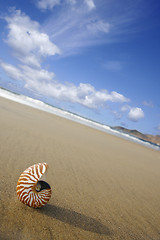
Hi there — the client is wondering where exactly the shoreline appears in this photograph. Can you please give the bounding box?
[0,88,159,151]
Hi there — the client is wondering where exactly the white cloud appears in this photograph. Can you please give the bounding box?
[37,0,77,10]
[37,0,61,10]
[121,104,131,112]
[110,91,129,103]
[112,110,122,120]
[84,0,96,10]
[0,61,22,80]
[44,2,112,56]
[4,9,60,67]
[27,82,129,109]
[0,60,130,109]
[87,20,111,34]
[157,124,160,131]
[37,0,95,11]
[143,101,154,108]
[121,105,145,122]
[0,61,54,86]
[128,107,144,122]
[21,65,55,82]
[42,0,146,56]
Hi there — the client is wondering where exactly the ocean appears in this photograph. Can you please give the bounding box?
[0,87,159,151]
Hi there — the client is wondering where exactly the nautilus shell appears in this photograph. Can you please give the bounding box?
[16,163,52,208]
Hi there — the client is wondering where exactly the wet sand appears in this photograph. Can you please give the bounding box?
[0,96,160,240]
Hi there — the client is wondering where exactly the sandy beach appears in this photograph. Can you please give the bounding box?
[0,96,160,240]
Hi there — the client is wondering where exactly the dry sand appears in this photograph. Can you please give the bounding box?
[0,96,160,240]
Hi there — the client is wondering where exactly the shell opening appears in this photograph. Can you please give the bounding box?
[35,180,51,192]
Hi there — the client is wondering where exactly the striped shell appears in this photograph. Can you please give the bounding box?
[16,163,52,208]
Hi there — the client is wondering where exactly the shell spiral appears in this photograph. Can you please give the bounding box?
[16,163,52,208]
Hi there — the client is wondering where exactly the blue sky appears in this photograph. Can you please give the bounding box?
[0,0,160,134]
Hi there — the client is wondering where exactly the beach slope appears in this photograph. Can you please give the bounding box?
[0,97,160,240]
